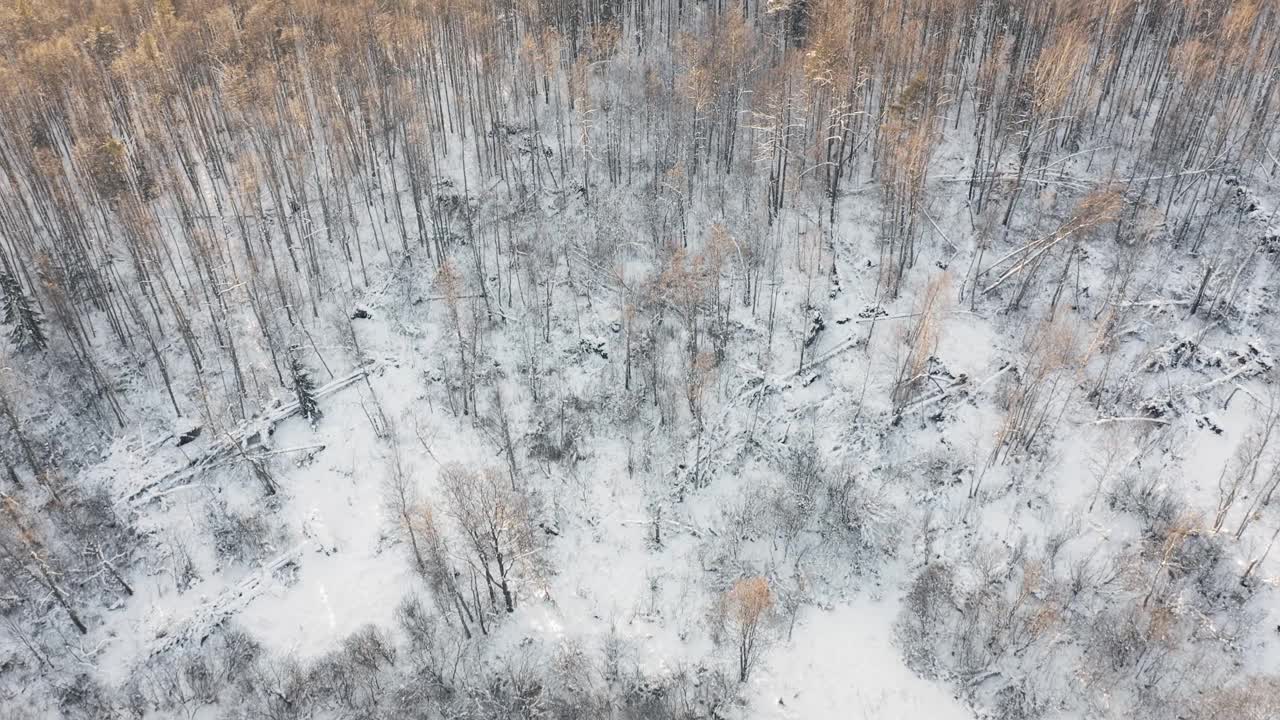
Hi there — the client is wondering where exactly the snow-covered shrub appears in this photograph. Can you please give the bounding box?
[308,625,398,715]
[824,472,900,563]
[1194,675,1280,720]
[396,593,448,686]
[126,628,260,719]
[1108,469,1182,537]
[768,444,825,553]
[638,662,736,720]
[601,623,633,683]
[527,395,589,464]
[204,498,275,565]
[55,672,118,720]
[341,624,397,676]
[228,655,313,720]
[1166,531,1236,607]
[709,485,768,571]
[991,680,1049,720]
[463,651,547,719]
[896,562,957,676]
[166,535,201,593]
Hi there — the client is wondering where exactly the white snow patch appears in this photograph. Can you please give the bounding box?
[749,599,972,720]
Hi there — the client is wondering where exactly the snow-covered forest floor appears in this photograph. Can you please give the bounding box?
[3,1,1280,719]
[10,159,1280,718]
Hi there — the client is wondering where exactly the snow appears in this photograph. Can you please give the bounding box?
[6,33,1280,720]
[51,179,1280,719]
[235,503,412,660]
[750,600,971,720]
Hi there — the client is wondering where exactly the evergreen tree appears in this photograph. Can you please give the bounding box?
[0,272,47,353]
[289,354,322,427]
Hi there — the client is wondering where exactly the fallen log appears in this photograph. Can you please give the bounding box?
[122,364,373,507]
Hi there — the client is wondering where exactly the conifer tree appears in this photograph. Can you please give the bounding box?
[289,353,322,427]
[0,271,46,353]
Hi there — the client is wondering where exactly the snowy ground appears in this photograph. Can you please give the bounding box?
[6,121,1280,720]
[750,601,971,720]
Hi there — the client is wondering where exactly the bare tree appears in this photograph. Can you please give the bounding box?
[892,272,950,411]
[440,464,539,614]
[720,576,773,682]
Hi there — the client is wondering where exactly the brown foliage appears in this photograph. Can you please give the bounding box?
[721,576,773,682]
[892,272,951,409]
[1032,25,1088,114]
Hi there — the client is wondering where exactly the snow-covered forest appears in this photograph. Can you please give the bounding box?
[2,0,1280,718]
